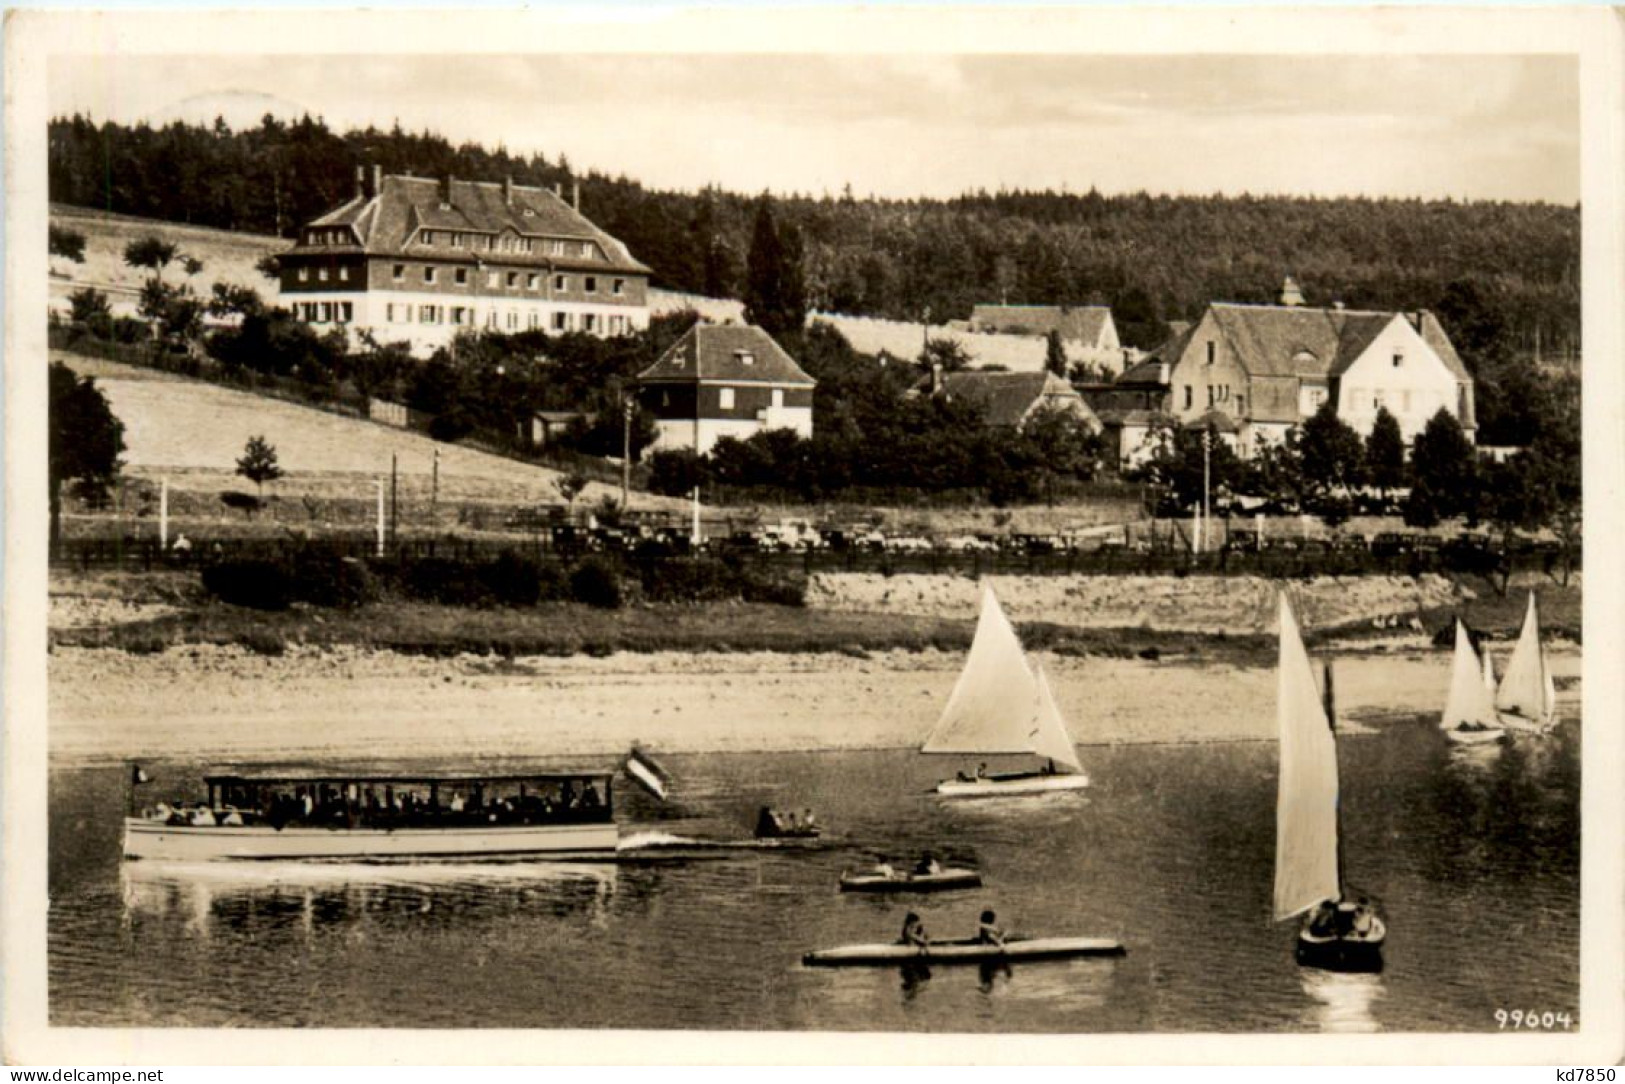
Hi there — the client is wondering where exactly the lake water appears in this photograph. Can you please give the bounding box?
[49,720,1579,1032]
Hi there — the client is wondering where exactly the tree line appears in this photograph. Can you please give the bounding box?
[49,113,1578,365]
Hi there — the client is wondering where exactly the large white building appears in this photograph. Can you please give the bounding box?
[278,167,651,355]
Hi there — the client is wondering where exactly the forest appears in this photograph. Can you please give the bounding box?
[49,113,1580,366]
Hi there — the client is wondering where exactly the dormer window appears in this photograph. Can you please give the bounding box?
[421,231,435,246]
[735,350,755,366]
[522,208,535,218]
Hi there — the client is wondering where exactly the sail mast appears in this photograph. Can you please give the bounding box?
[1324,661,1343,903]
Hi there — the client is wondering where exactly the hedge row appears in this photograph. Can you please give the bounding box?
[199,551,805,611]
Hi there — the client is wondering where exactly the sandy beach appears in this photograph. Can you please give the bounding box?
[47,640,1581,766]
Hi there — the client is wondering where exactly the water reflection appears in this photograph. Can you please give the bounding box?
[120,860,617,942]
[1299,968,1385,1033]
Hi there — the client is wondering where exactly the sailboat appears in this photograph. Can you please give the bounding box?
[1440,619,1506,746]
[922,584,1089,797]
[1275,592,1385,972]
[1494,592,1558,734]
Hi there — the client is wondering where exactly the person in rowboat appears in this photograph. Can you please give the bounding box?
[976,910,1006,949]
[914,853,942,876]
[899,912,930,951]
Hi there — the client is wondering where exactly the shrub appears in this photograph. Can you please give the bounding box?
[237,629,288,656]
[202,559,295,611]
[570,557,623,609]
[480,551,543,607]
[285,549,378,609]
[400,557,492,606]
[220,491,263,518]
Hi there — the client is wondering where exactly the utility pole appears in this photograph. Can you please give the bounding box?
[1201,429,1212,556]
[375,480,385,557]
[159,476,169,550]
[621,393,633,509]
[390,453,399,551]
[431,447,440,529]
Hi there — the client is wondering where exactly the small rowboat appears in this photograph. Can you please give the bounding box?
[838,867,982,893]
[802,936,1126,967]
[1444,726,1505,746]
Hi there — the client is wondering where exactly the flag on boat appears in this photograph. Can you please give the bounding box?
[131,764,151,786]
[623,745,671,801]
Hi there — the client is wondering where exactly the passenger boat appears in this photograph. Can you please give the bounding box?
[1441,619,1507,746]
[1275,593,1386,973]
[123,768,623,862]
[921,585,1088,797]
[1494,592,1559,734]
[803,936,1124,967]
[838,866,982,893]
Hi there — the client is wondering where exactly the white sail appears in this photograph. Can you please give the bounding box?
[1274,593,1342,923]
[1030,664,1084,774]
[1442,620,1500,731]
[922,585,1042,756]
[1481,644,1496,694]
[1496,592,1555,725]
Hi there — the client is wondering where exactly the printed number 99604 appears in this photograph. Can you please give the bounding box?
[1495,1009,1573,1030]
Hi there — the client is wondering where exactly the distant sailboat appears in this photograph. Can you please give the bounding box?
[1275,592,1385,972]
[922,585,1089,797]
[1495,593,1558,734]
[1441,620,1506,746]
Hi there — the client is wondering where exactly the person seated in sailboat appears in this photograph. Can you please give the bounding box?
[871,860,897,879]
[899,912,930,950]
[800,809,817,831]
[756,806,781,837]
[1307,900,1338,938]
[914,853,942,876]
[976,910,1006,948]
[1351,896,1376,938]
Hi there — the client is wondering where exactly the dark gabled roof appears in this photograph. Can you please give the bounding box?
[1182,409,1241,435]
[637,324,815,386]
[1096,408,1174,428]
[932,370,1096,428]
[969,304,1115,344]
[1117,358,1170,386]
[298,175,650,274]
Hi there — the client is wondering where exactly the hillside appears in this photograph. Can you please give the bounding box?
[48,203,285,317]
[54,353,679,516]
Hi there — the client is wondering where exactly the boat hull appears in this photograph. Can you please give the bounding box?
[123,818,619,862]
[803,936,1125,967]
[1496,712,1557,735]
[1296,921,1386,974]
[839,869,982,893]
[935,773,1089,797]
[1445,726,1505,746]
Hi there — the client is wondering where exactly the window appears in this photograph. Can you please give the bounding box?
[487,271,500,289]
[393,264,405,282]
[772,388,785,409]
[550,240,567,257]
[424,267,437,284]
[1183,386,1193,410]
[298,267,309,282]
[319,268,329,282]
[552,312,568,331]
[584,276,597,294]
[583,313,598,333]
[554,274,568,291]
[338,267,349,282]
[506,311,518,330]
[507,272,519,288]
[420,304,438,323]
[1206,342,1216,366]
[581,242,593,257]
[609,315,624,335]
[1236,395,1245,414]
[1207,386,1215,407]
[338,302,353,323]
[318,302,332,322]
[528,312,540,330]
[486,310,498,328]
[736,350,755,366]
[421,231,434,246]
[1392,351,1403,367]
[612,278,625,296]
[522,208,535,218]
[386,303,395,323]
[719,387,735,410]
[455,268,468,286]
[527,274,539,290]
[451,233,464,249]
[452,306,467,326]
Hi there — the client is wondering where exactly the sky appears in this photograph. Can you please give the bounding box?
[49,53,1579,204]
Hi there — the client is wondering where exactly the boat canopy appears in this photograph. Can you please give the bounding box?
[921,584,1083,774]
[1274,592,1341,923]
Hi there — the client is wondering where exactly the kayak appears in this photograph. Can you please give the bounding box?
[803,936,1126,967]
[838,868,982,893]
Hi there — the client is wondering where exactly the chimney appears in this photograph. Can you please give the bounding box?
[371,164,382,198]
[1279,276,1304,307]
[554,183,562,198]
[439,174,453,206]
[931,362,944,395]
[502,175,513,206]
[1158,361,1169,385]
[354,166,365,199]
[572,181,581,212]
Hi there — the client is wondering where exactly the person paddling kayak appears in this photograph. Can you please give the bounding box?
[899,911,930,951]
